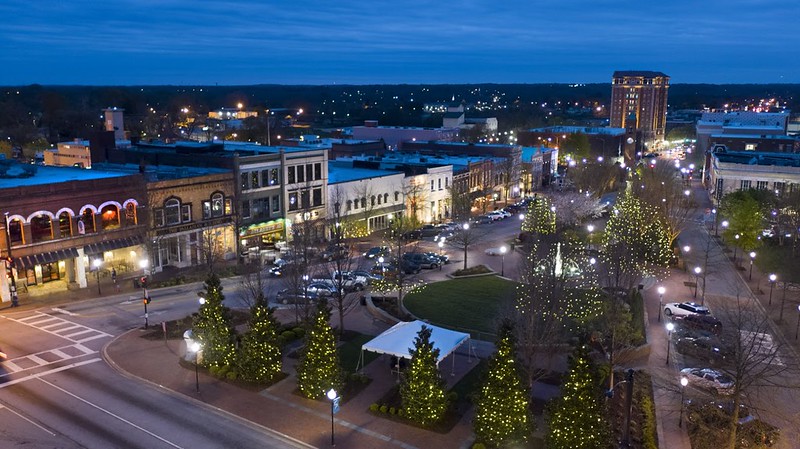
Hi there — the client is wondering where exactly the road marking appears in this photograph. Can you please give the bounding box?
[740,330,785,366]
[2,312,111,343]
[0,403,57,436]
[37,377,184,449]
[51,307,79,317]
[27,355,48,366]
[0,344,100,377]
[0,358,102,389]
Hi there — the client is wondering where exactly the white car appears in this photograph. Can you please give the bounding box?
[680,368,734,394]
[664,302,711,318]
[487,211,505,221]
[484,247,508,256]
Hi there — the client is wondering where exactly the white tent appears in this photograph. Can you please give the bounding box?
[358,321,471,373]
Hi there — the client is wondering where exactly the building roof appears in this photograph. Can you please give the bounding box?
[613,70,669,78]
[91,162,230,180]
[528,126,626,136]
[711,133,796,141]
[444,112,464,119]
[0,160,131,189]
[714,150,800,167]
[327,163,402,184]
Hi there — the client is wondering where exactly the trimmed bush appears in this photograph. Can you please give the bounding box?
[389,407,397,415]
[281,330,296,341]
[398,408,404,417]
[640,394,657,449]
[380,405,389,414]
[447,391,458,403]
[217,365,230,378]
[369,403,379,412]
[472,444,486,449]
[292,327,305,338]
[226,371,238,381]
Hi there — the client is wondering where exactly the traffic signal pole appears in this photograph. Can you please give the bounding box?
[143,287,149,329]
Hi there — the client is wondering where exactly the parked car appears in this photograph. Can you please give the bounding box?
[402,252,440,269]
[664,301,711,318]
[373,259,421,275]
[680,368,734,394]
[363,246,390,259]
[424,252,449,264]
[418,224,440,238]
[321,244,349,261]
[434,230,454,242]
[676,336,727,366]
[330,271,368,291]
[471,215,494,225]
[435,223,456,232]
[276,288,317,304]
[487,211,505,221]
[681,314,723,335]
[401,229,422,240]
[306,282,336,297]
[348,270,384,282]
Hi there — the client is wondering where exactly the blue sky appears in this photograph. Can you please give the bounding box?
[0,0,795,85]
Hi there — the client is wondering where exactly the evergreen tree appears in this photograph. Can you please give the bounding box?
[546,346,609,449]
[192,274,235,368]
[473,321,533,447]
[296,301,342,399]
[237,304,282,383]
[400,325,448,426]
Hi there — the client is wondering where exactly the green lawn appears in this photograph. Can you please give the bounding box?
[338,332,380,373]
[403,276,518,338]
[753,241,800,283]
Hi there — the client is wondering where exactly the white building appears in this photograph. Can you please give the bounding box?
[696,111,790,153]
[708,150,800,203]
[327,163,405,233]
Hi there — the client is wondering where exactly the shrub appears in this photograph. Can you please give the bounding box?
[292,327,305,338]
[640,394,657,449]
[226,371,238,381]
[389,407,396,415]
[217,365,230,378]
[281,330,296,341]
[380,405,389,414]
[208,365,219,376]
[472,443,486,449]
[447,391,458,403]
[369,403,379,412]
[398,408,404,417]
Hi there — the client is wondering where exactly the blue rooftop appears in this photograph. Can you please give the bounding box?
[0,160,131,189]
[328,163,402,184]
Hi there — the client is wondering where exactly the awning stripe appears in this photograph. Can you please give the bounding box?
[14,248,79,269]
[84,235,143,256]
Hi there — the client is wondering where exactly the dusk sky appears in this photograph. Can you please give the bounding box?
[0,1,795,86]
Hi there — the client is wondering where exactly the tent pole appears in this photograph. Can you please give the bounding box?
[357,349,363,373]
[451,351,455,376]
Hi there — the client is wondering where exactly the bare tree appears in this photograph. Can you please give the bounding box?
[352,183,378,236]
[371,214,423,311]
[549,191,604,228]
[402,177,428,226]
[446,184,473,223]
[446,224,489,270]
[198,227,225,274]
[632,159,695,246]
[567,162,622,197]
[325,186,362,334]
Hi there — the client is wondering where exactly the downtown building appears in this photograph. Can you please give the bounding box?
[610,71,670,149]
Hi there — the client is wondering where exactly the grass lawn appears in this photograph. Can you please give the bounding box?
[338,332,380,373]
[753,241,800,283]
[404,276,517,338]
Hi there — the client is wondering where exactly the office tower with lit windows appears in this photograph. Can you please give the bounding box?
[610,71,670,144]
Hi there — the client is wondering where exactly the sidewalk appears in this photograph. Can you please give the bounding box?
[103,304,480,449]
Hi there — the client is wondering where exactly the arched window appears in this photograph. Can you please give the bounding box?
[346,200,352,211]
[125,203,137,224]
[384,193,389,203]
[211,193,224,217]
[30,214,53,243]
[371,195,376,207]
[100,205,120,230]
[8,218,23,245]
[164,199,181,225]
[58,212,72,237]
[80,210,96,234]
[394,191,400,202]
[361,197,366,209]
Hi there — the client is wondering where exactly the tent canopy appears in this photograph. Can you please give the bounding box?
[361,320,470,365]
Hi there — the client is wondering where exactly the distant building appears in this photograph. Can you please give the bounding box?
[695,110,791,153]
[707,150,800,203]
[44,139,92,168]
[519,126,626,161]
[441,102,498,132]
[351,121,459,150]
[610,71,670,144]
[327,163,405,233]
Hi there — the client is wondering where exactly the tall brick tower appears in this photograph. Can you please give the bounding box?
[610,71,669,145]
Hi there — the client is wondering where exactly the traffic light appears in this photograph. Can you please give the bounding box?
[140,276,147,288]
[143,296,151,305]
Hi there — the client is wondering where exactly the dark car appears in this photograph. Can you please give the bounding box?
[424,252,449,264]
[276,288,317,304]
[363,246,390,259]
[401,230,422,240]
[321,244,349,261]
[682,314,723,335]
[418,224,439,238]
[676,336,727,366]
[402,252,439,269]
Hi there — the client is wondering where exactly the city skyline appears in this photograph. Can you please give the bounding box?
[0,0,797,86]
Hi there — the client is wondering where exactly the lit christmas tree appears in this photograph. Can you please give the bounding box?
[521,196,556,235]
[296,301,342,399]
[400,325,448,426]
[237,304,282,383]
[473,321,533,447]
[192,274,235,368]
[546,346,609,449]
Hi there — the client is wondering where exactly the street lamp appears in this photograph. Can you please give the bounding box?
[189,340,201,392]
[749,251,756,280]
[733,234,740,261]
[693,267,702,298]
[795,304,800,340]
[92,258,102,295]
[437,240,444,256]
[587,224,595,247]
[679,376,689,428]
[769,274,777,305]
[682,245,690,272]
[657,286,666,323]
[326,388,339,446]
[463,222,470,230]
[665,322,675,365]
[518,213,525,221]
[500,246,507,277]
[712,209,718,236]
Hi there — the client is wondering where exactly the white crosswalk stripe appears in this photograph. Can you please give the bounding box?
[0,344,100,377]
[1,312,111,343]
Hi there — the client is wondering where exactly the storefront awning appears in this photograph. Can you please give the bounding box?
[84,235,143,256]
[15,248,80,270]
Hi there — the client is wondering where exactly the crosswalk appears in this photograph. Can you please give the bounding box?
[3,311,112,344]
[0,343,97,376]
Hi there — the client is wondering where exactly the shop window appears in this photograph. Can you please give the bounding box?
[241,200,251,219]
[8,218,24,244]
[80,210,96,234]
[241,173,249,191]
[287,166,296,184]
[251,171,260,189]
[164,199,181,225]
[272,195,280,212]
[211,193,224,217]
[30,214,53,243]
[270,168,279,185]
[58,212,72,237]
[313,188,322,207]
[100,205,120,230]
[288,192,299,211]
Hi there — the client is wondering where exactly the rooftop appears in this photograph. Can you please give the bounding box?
[714,150,800,167]
[528,126,626,136]
[0,159,131,189]
[613,70,669,78]
[327,163,402,184]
